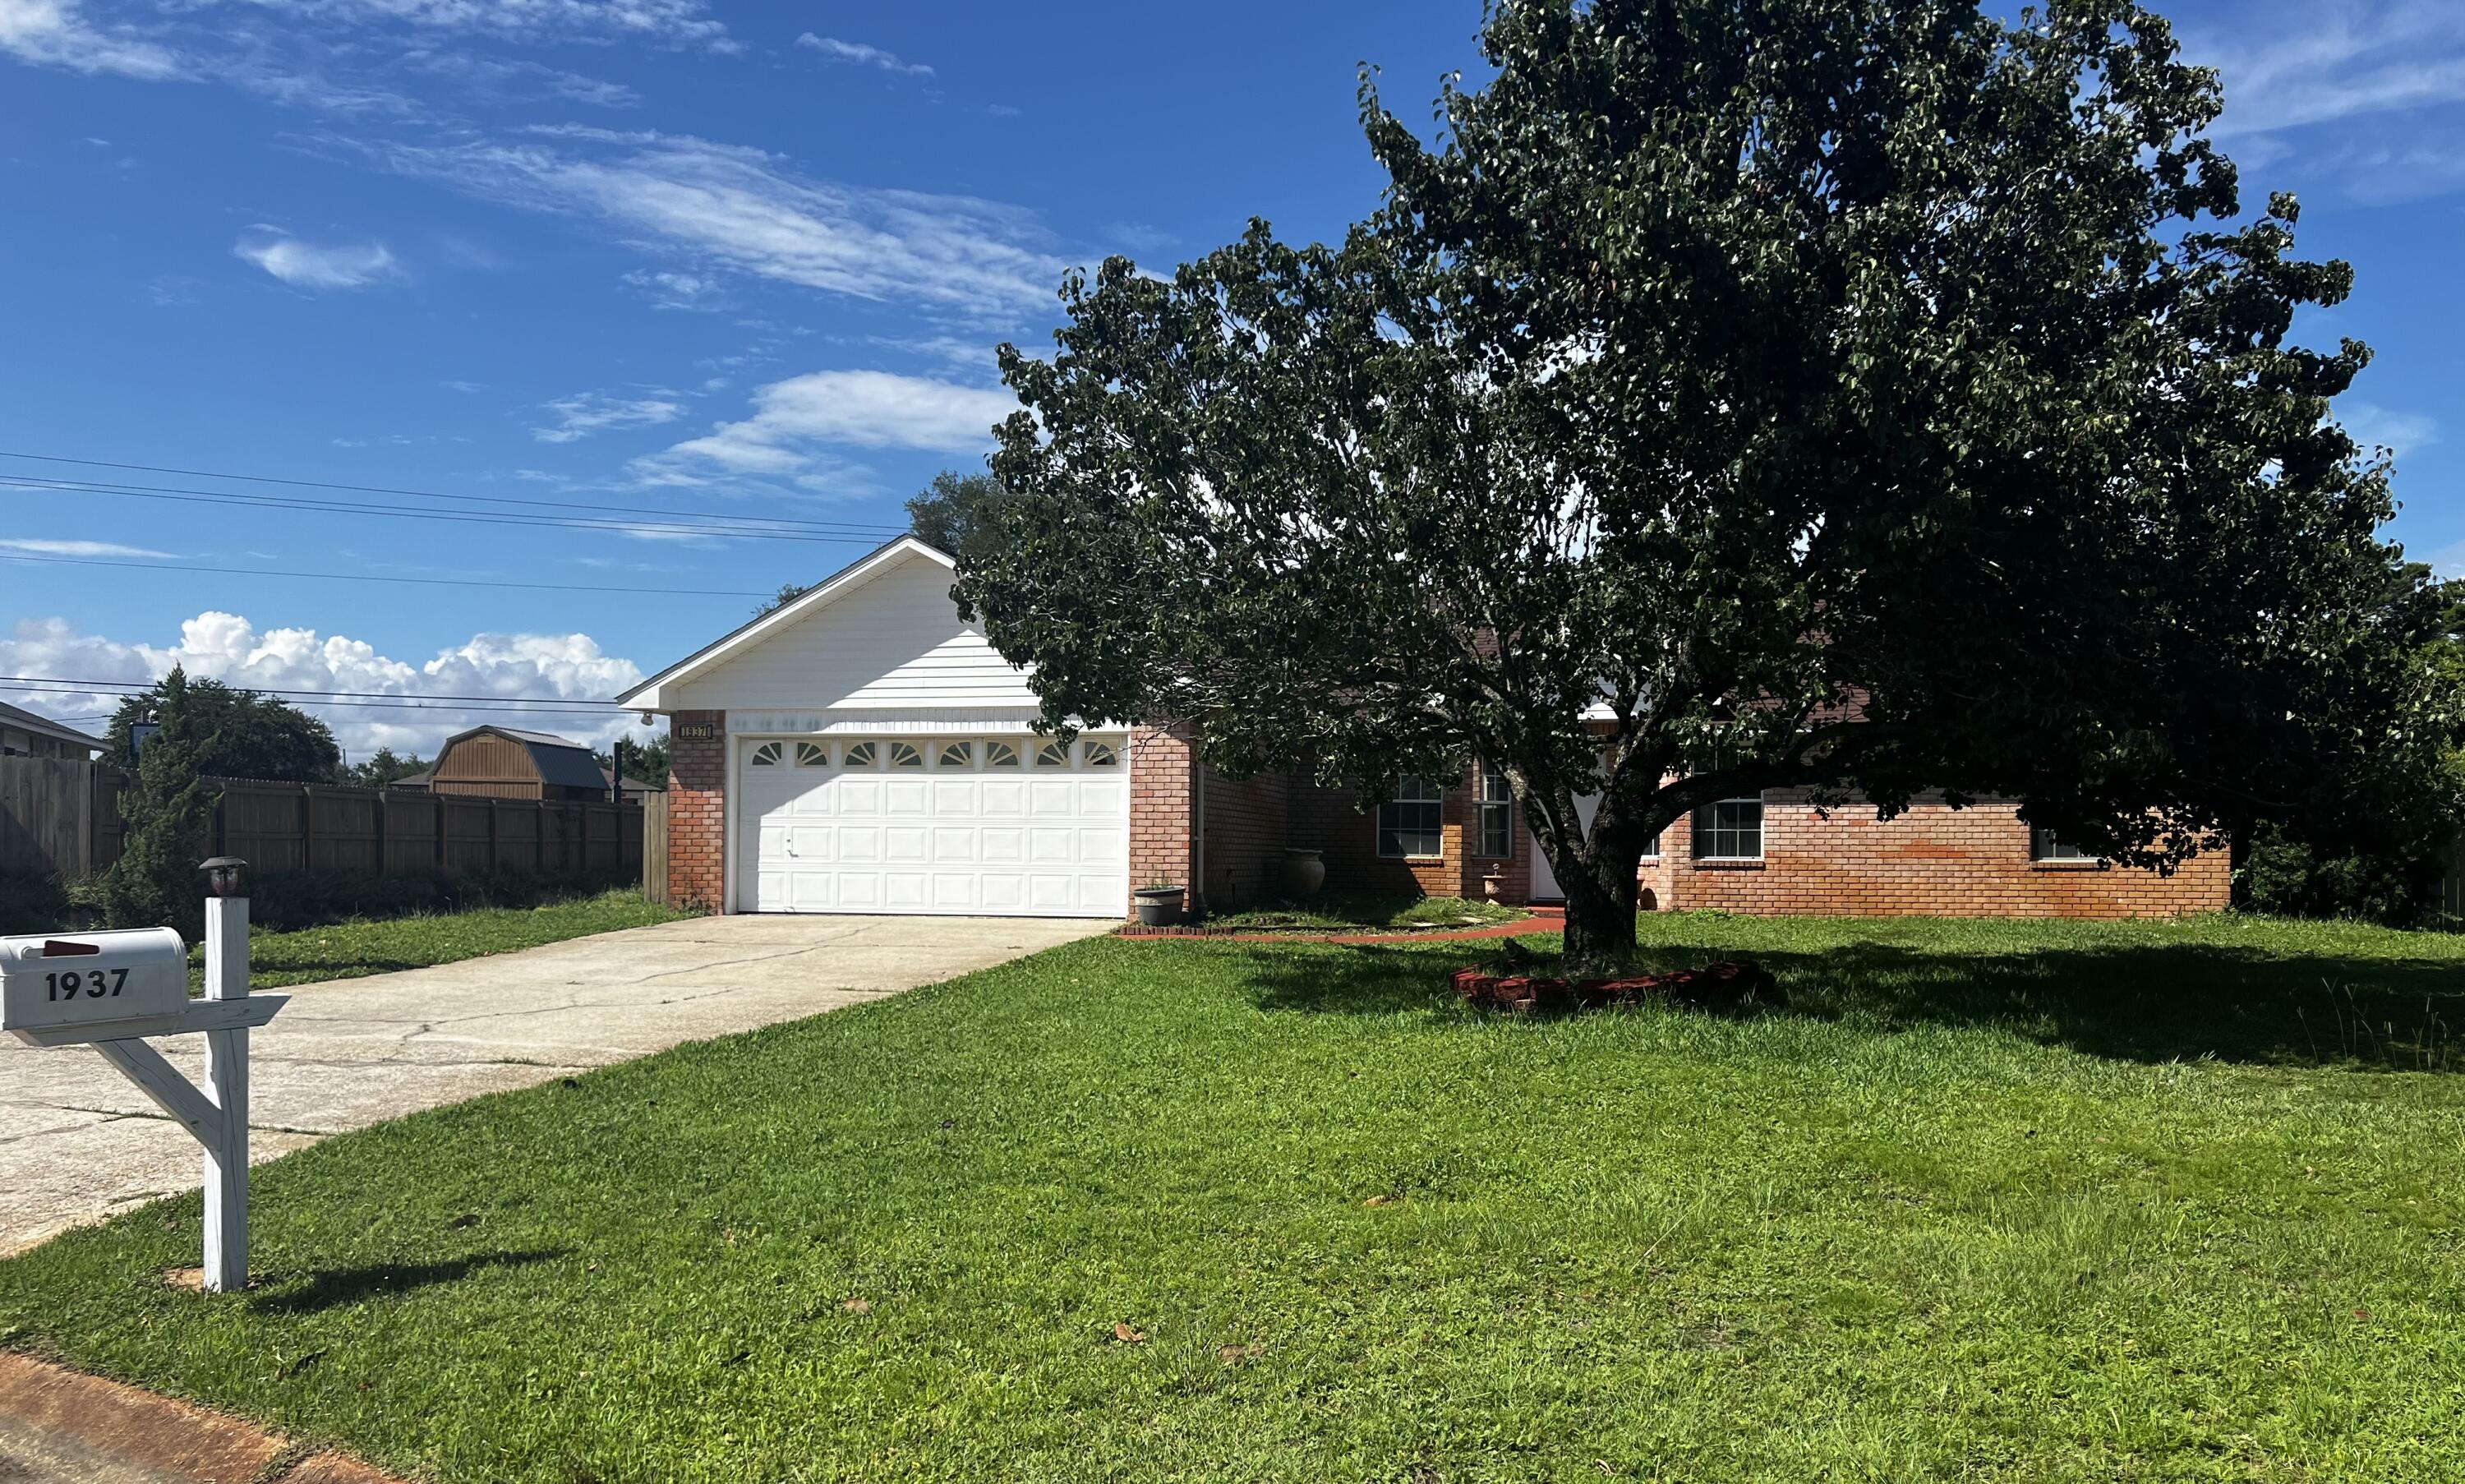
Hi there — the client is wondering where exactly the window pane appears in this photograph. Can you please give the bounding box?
[1083,741,1118,767]
[889,741,924,769]
[750,742,783,767]
[938,742,973,768]
[985,741,1020,767]
[1643,831,1662,860]
[794,742,829,767]
[843,741,878,768]
[1036,741,1071,767]
[1378,776,1445,858]
[2033,828,2093,861]
[1692,797,1763,860]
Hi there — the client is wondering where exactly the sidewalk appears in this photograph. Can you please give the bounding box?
[0,1351,403,1484]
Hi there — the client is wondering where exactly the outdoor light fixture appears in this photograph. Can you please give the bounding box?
[200,857,248,898]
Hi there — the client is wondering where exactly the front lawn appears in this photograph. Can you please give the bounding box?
[7,913,2465,1481]
[203,889,687,991]
[1202,890,1527,932]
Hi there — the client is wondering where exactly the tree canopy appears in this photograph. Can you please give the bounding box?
[753,469,1011,618]
[104,677,341,784]
[958,0,2449,956]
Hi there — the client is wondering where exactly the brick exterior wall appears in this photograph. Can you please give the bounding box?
[1285,764,1532,904]
[1638,788,2227,919]
[1127,724,1199,918]
[1200,769,1292,910]
[666,709,727,913]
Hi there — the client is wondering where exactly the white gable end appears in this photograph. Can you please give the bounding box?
[668,551,1036,712]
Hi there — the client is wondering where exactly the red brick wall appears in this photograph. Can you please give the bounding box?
[666,710,726,913]
[1654,790,2228,919]
[1128,725,1198,918]
[1289,765,1532,903]
[1201,769,1291,910]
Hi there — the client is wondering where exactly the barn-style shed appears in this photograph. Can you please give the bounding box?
[422,726,614,803]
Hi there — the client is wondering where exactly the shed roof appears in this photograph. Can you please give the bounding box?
[438,725,610,791]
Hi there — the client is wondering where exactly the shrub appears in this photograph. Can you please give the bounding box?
[100,668,215,941]
[0,874,73,937]
[240,866,641,933]
[2236,823,2439,927]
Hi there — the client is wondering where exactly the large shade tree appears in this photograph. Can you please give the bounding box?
[959,0,2443,958]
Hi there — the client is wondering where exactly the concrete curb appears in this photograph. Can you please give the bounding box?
[0,1351,407,1484]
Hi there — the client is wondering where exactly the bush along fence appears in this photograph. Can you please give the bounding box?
[0,756,643,886]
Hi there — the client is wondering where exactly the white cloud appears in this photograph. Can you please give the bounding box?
[0,0,182,79]
[234,233,404,290]
[621,267,724,310]
[795,33,930,76]
[2194,2,2465,138]
[371,128,1065,319]
[532,389,686,443]
[232,0,728,48]
[0,537,179,557]
[643,370,1016,486]
[0,611,652,756]
[2342,402,2441,458]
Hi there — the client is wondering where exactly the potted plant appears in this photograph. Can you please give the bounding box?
[1133,883,1186,926]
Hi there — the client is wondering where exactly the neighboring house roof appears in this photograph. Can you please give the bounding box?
[388,769,433,790]
[0,700,105,754]
[437,725,610,792]
[603,767,665,796]
[618,536,959,713]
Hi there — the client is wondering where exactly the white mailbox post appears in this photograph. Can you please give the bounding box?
[0,860,285,1292]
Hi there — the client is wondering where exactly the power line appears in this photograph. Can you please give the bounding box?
[0,687,634,720]
[1,474,891,544]
[0,675,632,707]
[0,449,907,537]
[0,552,772,599]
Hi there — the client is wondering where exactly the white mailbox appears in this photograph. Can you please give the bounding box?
[1,929,190,1043]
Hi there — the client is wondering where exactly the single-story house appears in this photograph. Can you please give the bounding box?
[620,537,2227,920]
[0,701,104,760]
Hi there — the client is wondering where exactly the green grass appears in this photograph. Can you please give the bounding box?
[8,912,2465,1481]
[1201,890,1527,932]
[199,889,687,992]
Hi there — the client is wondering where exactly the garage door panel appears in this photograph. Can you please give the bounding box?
[742,734,1127,918]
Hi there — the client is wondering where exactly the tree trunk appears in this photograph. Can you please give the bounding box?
[1556,844,1640,966]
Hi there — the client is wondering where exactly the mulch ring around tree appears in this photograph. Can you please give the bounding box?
[1452,958,1781,1015]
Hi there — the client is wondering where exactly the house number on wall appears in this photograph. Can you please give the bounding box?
[675,722,718,741]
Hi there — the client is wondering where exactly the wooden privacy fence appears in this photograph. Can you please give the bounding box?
[3,757,643,882]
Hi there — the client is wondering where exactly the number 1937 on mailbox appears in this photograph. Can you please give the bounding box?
[0,929,189,1037]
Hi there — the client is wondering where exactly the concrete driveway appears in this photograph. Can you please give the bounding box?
[0,914,1108,1256]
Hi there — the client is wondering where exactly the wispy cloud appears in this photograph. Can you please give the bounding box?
[368,127,1066,319]
[533,389,686,444]
[0,537,180,558]
[796,33,931,76]
[639,369,1016,488]
[2342,401,2441,458]
[234,233,405,290]
[622,267,725,311]
[229,0,730,48]
[0,0,182,79]
[2197,3,2465,140]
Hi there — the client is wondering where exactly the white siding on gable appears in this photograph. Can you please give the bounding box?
[670,553,1036,712]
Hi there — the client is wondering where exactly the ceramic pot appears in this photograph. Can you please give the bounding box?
[1280,848,1326,898]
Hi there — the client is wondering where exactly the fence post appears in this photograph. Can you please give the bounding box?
[486,800,499,872]
[298,784,315,873]
[374,789,388,876]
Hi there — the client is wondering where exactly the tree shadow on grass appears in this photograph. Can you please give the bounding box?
[249,1247,569,1316]
[1232,938,2465,1072]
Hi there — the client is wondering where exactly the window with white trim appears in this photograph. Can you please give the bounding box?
[1378,775,1444,859]
[1692,796,1764,860]
[749,742,785,767]
[1082,741,1118,768]
[843,741,878,768]
[794,742,829,767]
[985,741,1021,767]
[1476,764,1513,859]
[1643,829,1663,860]
[938,742,974,768]
[2032,828,2094,862]
[888,741,924,769]
[1035,740,1071,767]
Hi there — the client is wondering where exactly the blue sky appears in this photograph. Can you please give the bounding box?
[2,0,2460,759]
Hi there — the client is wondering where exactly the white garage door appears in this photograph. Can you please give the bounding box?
[736,735,1129,918]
